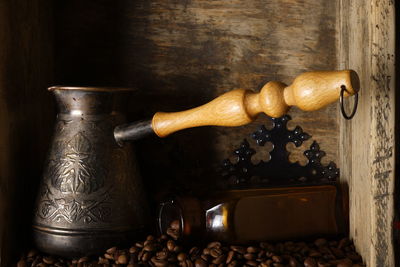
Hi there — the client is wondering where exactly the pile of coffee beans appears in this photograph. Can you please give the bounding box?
[18,221,364,267]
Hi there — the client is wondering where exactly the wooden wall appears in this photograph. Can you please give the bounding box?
[54,0,340,196]
[338,0,396,266]
[0,0,54,265]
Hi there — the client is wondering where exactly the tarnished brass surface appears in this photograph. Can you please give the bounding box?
[33,88,147,257]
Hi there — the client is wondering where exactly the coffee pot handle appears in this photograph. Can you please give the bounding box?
[114,70,359,143]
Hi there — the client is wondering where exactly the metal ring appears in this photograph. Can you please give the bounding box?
[340,85,358,120]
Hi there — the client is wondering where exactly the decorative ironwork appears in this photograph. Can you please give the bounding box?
[220,115,339,187]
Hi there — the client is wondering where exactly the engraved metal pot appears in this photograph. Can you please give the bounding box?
[32,71,359,257]
[33,87,147,257]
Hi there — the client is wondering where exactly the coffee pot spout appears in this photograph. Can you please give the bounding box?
[114,70,360,143]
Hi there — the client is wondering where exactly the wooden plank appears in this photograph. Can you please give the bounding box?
[55,0,340,194]
[338,0,396,265]
[0,1,54,265]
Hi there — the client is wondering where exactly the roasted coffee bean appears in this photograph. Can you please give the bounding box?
[166,228,180,240]
[243,253,256,260]
[104,253,114,260]
[17,259,27,267]
[129,246,139,254]
[230,245,246,254]
[151,256,168,267]
[156,251,169,260]
[212,254,226,264]
[19,234,364,267]
[338,238,350,249]
[334,258,353,267]
[210,248,222,258]
[43,256,56,264]
[272,255,283,263]
[247,246,260,253]
[309,249,322,257]
[117,254,128,264]
[173,245,183,253]
[207,241,221,248]
[107,247,117,254]
[177,252,187,261]
[314,238,327,247]
[226,251,235,264]
[288,256,300,267]
[317,261,332,267]
[166,240,175,251]
[98,257,109,264]
[144,244,155,252]
[194,258,207,267]
[227,260,238,267]
[304,257,318,267]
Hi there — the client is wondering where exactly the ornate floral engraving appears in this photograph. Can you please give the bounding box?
[49,133,105,194]
[38,185,112,223]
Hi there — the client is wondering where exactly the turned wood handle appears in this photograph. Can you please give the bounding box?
[114,70,359,142]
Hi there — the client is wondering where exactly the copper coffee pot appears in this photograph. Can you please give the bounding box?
[33,70,359,257]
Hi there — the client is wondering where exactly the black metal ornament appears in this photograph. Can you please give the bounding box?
[220,115,339,188]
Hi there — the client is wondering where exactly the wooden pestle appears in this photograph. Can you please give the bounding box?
[114,70,359,142]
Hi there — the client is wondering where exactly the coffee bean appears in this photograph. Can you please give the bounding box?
[170,220,180,230]
[317,261,332,267]
[107,247,117,254]
[210,248,223,258]
[19,234,364,267]
[117,254,128,264]
[272,255,283,263]
[228,260,238,267]
[167,240,175,251]
[189,247,200,256]
[166,228,179,240]
[142,251,151,261]
[330,247,345,258]
[247,246,261,253]
[304,257,318,267]
[156,251,169,260]
[27,249,38,258]
[151,256,168,267]
[309,249,322,257]
[17,259,27,267]
[98,257,109,264]
[207,242,222,249]
[177,252,187,261]
[246,260,258,266]
[338,238,350,249]
[144,244,155,252]
[194,258,207,267]
[230,245,246,254]
[314,238,327,247]
[243,253,256,260]
[288,256,299,267]
[43,256,55,264]
[226,251,235,264]
[212,254,226,264]
[104,253,114,260]
[335,258,353,267]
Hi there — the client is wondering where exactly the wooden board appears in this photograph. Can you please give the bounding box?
[338,0,396,266]
[54,0,340,195]
[0,0,54,265]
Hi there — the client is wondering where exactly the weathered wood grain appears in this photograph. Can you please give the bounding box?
[338,0,395,266]
[55,0,339,195]
[0,1,54,265]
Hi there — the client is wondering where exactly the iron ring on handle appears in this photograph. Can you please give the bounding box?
[340,85,358,120]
